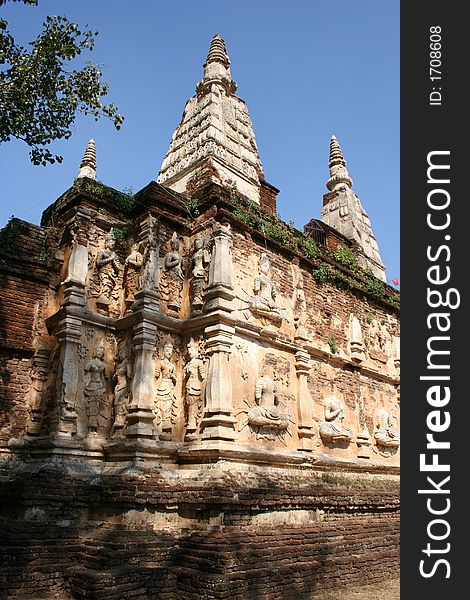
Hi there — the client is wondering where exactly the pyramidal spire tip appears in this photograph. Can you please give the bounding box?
[77,138,96,180]
[326,134,352,191]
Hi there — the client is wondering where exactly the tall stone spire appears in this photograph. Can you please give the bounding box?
[76,139,96,180]
[320,135,386,281]
[157,34,275,207]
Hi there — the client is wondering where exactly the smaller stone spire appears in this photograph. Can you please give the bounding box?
[77,139,96,180]
[320,134,386,281]
[326,135,352,191]
[198,34,237,95]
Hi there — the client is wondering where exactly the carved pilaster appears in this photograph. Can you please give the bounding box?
[295,350,314,451]
[124,290,159,441]
[137,213,160,300]
[204,223,234,313]
[53,315,82,437]
[199,323,237,441]
[393,336,400,373]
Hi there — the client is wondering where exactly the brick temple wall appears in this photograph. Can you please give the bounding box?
[0,462,399,600]
[0,182,399,599]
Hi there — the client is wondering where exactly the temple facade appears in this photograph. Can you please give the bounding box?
[0,35,399,599]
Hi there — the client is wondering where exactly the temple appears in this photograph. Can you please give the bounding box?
[0,35,400,599]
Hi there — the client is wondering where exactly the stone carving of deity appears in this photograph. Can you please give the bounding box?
[112,344,132,436]
[123,243,143,312]
[374,407,400,453]
[319,396,353,445]
[26,350,50,436]
[183,339,207,440]
[154,341,177,438]
[84,346,107,435]
[292,258,310,340]
[95,230,121,312]
[251,253,283,322]
[190,234,211,312]
[248,367,289,431]
[162,232,184,312]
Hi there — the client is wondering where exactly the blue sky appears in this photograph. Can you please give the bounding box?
[0,0,399,282]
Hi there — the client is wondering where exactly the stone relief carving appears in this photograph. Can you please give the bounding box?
[63,224,88,287]
[252,254,283,322]
[292,258,310,341]
[238,363,293,444]
[112,342,132,437]
[240,253,284,326]
[189,233,211,313]
[350,315,365,363]
[94,229,121,316]
[161,232,184,312]
[137,213,160,294]
[25,349,50,436]
[123,243,143,313]
[183,338,207,440]
[154,340,178,439]
[318,396,353,446]
[84,345,107,436]
[373,406,400,457]
[365,318,391,364]
[355,397,371,458]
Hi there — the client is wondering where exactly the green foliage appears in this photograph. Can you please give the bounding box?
[299,237,318,260]
[0,216,20,255]
[312,263,334,284]
[332,245,358,270]
[114,190,135,214]
[185,197,200,219]
[366,276,385,299]
[112,226,129,249]
[328,337,337,354]
[0,1,38,6]
[0,9,123,165]
[76,179,135,215]
[229,197,399,309]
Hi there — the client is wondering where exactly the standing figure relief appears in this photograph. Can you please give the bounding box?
[161,232,184,312]
[154,341,178,438]
[84,346,107,436]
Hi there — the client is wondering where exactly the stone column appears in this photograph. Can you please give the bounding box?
[199,222,237,441]
[204,222,234,313]
[124,290,159,441]
[199,323,237,441]
[53,314,82,437]
[295,350,315,451]
[393,336,400,374]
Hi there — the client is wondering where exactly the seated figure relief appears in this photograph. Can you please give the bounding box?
[240,253,284,326]
[248,369,290,431]
[252,253,283,321]
[373,407,400,455]
[319,396,353,445]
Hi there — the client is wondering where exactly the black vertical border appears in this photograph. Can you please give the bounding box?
[401,1,466,597]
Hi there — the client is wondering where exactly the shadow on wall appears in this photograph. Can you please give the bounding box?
[0,460,400,600]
